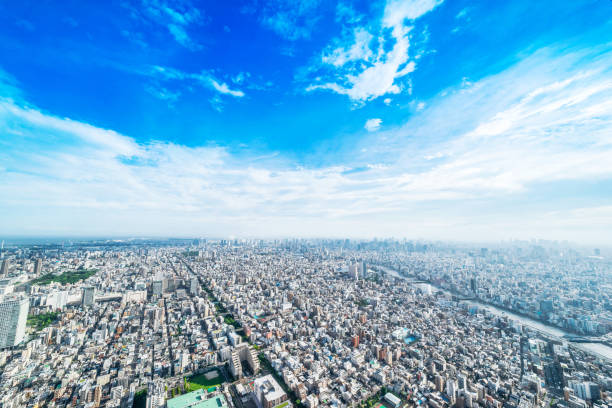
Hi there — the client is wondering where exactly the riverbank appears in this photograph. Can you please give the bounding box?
[374,265,612,362]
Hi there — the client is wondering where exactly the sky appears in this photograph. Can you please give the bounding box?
[0,0,611,244]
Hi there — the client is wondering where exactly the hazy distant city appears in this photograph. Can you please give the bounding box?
[0,238,610,408]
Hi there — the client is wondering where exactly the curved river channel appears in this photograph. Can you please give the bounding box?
[378,266,612,362]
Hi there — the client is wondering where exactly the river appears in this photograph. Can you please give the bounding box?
[377,265,612,362]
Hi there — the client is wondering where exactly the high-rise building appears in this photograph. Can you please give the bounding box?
[1,259,9,277]
[349,263,359,280]
[0,294,29,349]
[190,277,199,296]
[152,280,163,297]
[352,335,359,348]
[34,258,42,275]
[470,278,477,293]
[82,286,95,307]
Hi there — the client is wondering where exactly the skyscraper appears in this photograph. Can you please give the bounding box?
[0,294,29,349]
[82,286,95,307]
[34,258,42,275]
[1,259,9,277]
[190,277,199,296]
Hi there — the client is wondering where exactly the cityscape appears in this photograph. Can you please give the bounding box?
[1,0,612,408]
[0,239,610,408]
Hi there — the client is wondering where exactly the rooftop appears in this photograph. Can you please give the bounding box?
[166,390,228,408]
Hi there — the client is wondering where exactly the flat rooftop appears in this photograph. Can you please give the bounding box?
[167,390,228,408]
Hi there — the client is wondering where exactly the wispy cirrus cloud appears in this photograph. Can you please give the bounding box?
[1,45,611,242]
[127,0,204,50]
[306,0,443,103]
[247,0,322,41]
[143,65,244,109]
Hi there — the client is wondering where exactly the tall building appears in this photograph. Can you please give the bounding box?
[0,294,29,349]
[470,278,477,293]
[1,259,9,277]
[230,350,242,379]
[34,258,43,275]
[190,277,199,296]
[230,343,260,379]
[152,280,163,297]
[82,286,95,307]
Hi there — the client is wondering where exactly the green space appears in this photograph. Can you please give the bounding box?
[275,402,290,408]
[27,311,61,331]
[133,389,147,408]
[356,298,369,307]
[184,369,223,393]
[182,250,200,257]
[359,388,385,408]
[29,269,97,286]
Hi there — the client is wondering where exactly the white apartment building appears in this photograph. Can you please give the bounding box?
[0,294,29,349]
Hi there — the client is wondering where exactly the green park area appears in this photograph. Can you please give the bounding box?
[29,269,97,286]
[133,389,147,408]
[184,369,223,393]
[27,311,61,331]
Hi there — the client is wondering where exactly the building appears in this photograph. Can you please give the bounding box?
[230,349,243,379]
[570,381,600,401]
[152,280,163,297]
[384,393,401,408]
[190,278,199,296]
[0,259,8,277]
[34,258,42,275]
[470,278,477,293]
[167,390,228,408]
[230,343,260,379]
[82,286,96,307]
[254,374,288,408]
[0,278,13,296]
[0,294,29,349]
[146,379,166,408]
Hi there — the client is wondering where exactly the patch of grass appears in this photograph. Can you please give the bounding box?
[29,269,97,286]
[27,311,60,331]
[184,369,223,392]
[275,402,290,408]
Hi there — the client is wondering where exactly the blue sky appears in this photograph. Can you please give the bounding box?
[1,0,611,243]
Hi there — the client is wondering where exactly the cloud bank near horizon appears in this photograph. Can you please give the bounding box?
[1,44,612,243]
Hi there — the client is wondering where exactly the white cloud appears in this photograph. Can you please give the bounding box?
[364,118,382,132]
[306,0,442,102]
[209,78,245,97]
[150,65,245,100]
[322,27,374,67]
[129,0,203,50]
[259,0,321,41]
[382,0,444,27]
[1,46,612,243]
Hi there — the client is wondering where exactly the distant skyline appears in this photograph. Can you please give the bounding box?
[1,1,611,243]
